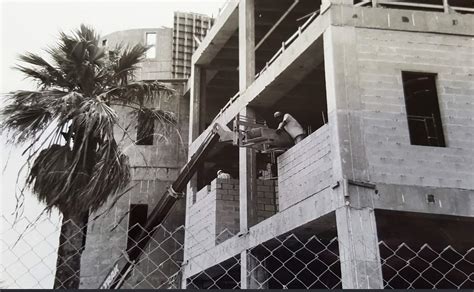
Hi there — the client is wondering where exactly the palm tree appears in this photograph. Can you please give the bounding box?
[0,25,177,288]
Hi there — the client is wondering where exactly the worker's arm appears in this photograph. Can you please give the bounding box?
[276,121,287,133]
[277,114,290,132]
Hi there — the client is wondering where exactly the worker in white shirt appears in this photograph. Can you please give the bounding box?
[274,111,306,144]
[217,170,231,179]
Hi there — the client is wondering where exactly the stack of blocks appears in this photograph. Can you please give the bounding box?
[277,124,333,211]
[186,178,278,256]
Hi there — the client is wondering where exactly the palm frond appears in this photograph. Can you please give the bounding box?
[113,44,148,84]
[2,25,177,216]
[110,80,174,107]
[78,141,130,213]
[0,90,67,144]
[16,53,70,89]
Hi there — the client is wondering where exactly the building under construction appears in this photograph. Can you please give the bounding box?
[181,0,474,289]
[78,0,474,289]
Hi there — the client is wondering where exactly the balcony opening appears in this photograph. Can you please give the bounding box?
[402,71,446,147]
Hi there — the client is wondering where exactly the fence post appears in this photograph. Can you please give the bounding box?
[336,206,383,289]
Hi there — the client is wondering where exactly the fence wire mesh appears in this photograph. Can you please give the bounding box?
[380,241,474,289]
[2,213,474,289]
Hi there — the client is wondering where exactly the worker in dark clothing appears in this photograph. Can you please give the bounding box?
[274,111,306,144]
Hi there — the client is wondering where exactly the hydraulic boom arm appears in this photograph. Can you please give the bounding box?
[99,123,232,289]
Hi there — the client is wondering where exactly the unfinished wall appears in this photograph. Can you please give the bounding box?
[101,28,174,80]
[185,178,278,259]
[277,124,333,211]
[353,28,474,189]
[186,185,217,259]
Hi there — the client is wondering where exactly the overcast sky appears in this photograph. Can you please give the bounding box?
[0,0,225,288]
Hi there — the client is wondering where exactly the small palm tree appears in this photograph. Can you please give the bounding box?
[1,25,176,288]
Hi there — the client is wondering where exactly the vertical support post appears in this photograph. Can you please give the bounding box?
[238,0,257,234]
[241,250,270,289]
[239,0,263,289]
[324,23,382,288]
[443,0,449,13]
[189,65,201,144]
[372,0,378,8]
[336,205,383,289]
[199,69,207,132]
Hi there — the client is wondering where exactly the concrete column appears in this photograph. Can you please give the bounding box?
[249,251,270,289]
[324,23,383,289]
[189,65,201,144]
[239,0,263,289]
[199,69,207,132]
[239,0,255,91]
[442,0,449,13]
[238,0,258,232]
[336,205,383,289]
[241,250,270,289]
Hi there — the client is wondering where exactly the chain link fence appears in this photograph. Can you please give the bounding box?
[1,214,473,289]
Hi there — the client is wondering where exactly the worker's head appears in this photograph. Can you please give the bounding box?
[217,170,223,175]
[274,111,283,119]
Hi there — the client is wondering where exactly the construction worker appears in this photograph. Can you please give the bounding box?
[217,170,231,179]
[274,111,306,144]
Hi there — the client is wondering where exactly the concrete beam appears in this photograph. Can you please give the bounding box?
[330,5,474,36]
[192,0,239,66]
[349,182,474,217]
[184,186,342,277]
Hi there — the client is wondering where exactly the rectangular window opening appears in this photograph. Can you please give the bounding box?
[402,71,446,147]
[126,204,148,251]
[146,32,157,59]
[136,111,154,145]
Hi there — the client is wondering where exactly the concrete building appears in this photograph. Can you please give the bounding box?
[183,0,474,289]
[173,12,215,79]
[79,12,213,289]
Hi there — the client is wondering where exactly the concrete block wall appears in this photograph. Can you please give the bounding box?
[353,28,474,189]
[214,179,240,244]
[277,124,333,211]
[186,186,216,259]
[186,178,278,257]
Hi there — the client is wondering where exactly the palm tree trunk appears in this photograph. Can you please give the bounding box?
[53,211,88,289]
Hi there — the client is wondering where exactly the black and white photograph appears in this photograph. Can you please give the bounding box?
[1,0,473,290]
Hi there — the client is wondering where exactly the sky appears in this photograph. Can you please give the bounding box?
[0,0,226,288]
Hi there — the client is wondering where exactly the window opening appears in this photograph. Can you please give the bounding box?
[146,32,157,58]
[126,204,148,251]
[402,71,445,147]
[137,111,154,145]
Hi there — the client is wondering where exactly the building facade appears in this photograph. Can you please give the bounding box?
[183,0,474,289]
[173,12,214,79]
